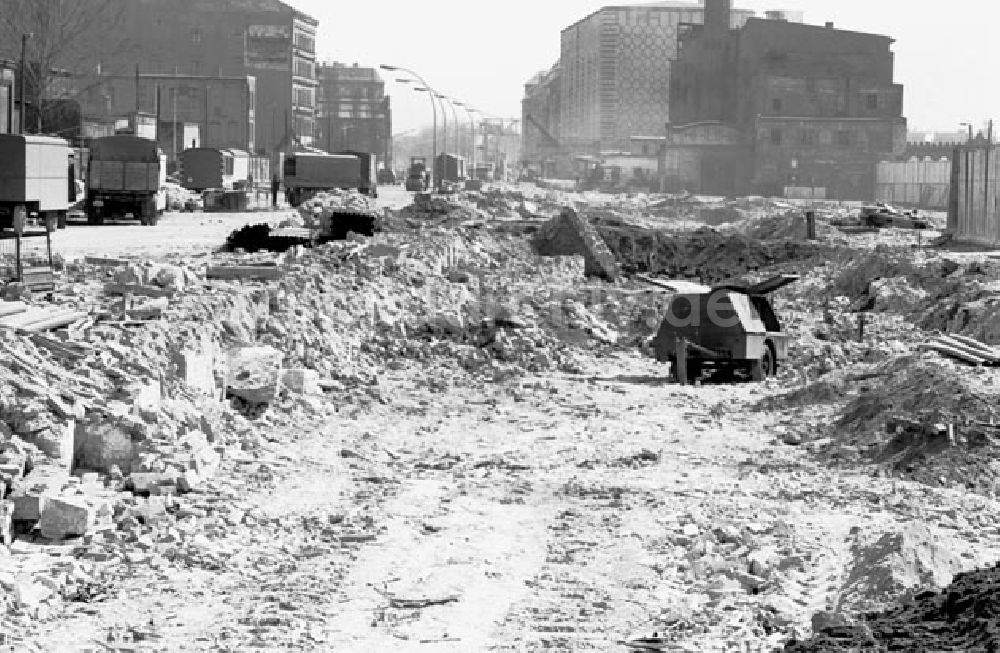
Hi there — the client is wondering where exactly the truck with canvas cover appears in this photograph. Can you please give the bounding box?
[651,275,799,384]
[86,135,166,225]
[282,153,361,207]
[0,134,71,232]
[335,150,378,198]
[434,154,466,184]
[406,157,429,192]
[181,148,269,193]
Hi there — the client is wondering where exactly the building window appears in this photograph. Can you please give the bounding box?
[837,130,853,147]
[358,105,371,119]
[191,28,202,44]
[866,94,878,110]
[642,143,650,155]
[772,98,782,114]
[799,129,817,146]
[770,128,782,146]
[339,103,352,118]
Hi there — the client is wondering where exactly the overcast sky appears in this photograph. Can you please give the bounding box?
[289,0,996,136]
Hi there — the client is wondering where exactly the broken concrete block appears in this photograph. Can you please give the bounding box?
[113,265,144,286]
[126,380,161,422]
[10,465,69,521]
[14,576,53,611]
[129,472,173,495]
[176,469,201,493]
[38,496,93,540]
[21,420,75,472]
[154,264,186,292]
[73,418,136,475]
[225,346,282,404]
[281,368,320,394]
[0,500,12,545]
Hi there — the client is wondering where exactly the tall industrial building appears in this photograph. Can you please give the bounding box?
[110,0,318,157]
[558,1,753,153]
[668,0,906,198]
[316,63,392,166]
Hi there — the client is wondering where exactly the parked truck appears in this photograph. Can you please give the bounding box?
[405,157,429,192]
[434,154,466,184]
[334,150,378,198]
[282,152,364,207]
[181,147,270,193]
[86,135,166,225]
[0,134,71,231]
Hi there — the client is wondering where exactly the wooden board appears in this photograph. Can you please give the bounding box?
[103,283,175,298]
[207,266,283,281]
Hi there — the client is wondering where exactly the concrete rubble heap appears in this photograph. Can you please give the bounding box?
[6,183,1000,651]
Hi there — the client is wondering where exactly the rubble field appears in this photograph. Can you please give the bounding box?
[2,184,1000,652]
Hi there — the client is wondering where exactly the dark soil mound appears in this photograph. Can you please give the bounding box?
[783,562,1000,652]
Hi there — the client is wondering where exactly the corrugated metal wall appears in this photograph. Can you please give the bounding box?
[950,144,1000,246]
[876,159,951,209]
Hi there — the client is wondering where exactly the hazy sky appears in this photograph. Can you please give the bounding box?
[289,0,997,136]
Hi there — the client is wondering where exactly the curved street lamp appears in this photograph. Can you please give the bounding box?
[455,102,479,172]
[381,64,437,189]
[436,94,461,156]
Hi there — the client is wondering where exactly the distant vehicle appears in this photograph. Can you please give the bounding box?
[860,202,931,229]
[334,150,378,198]
[405,157,429,192]
[86,135,166,226]
[434,153,466,184]
[377,168,396,185]
[180,148,270,193]
[282,152,363,207]
[651,275,799,384]
[0,134,71,231]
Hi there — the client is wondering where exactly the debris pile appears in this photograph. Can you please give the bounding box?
[786,561,1000,652]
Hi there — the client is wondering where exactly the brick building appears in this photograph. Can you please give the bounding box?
[111,0,317,157]
[668,0,906,198]
[65,73,255,163]
[316,63,392,166]
[558,2,753,154]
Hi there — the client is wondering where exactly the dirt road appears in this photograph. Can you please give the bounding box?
[23,353,998,652]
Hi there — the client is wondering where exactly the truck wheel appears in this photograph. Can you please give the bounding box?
[750,345,776,382]
[57,212,67,229]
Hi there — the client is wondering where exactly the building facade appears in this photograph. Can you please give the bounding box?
[558,2,753,154]
[669,0,906,198]
[521,62,563,177]
[112,0,317,157]
[65,73,255,162]
[316,63,392,166]
[0,60,13,134]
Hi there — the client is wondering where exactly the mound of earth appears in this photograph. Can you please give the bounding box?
[785,561,1000,652]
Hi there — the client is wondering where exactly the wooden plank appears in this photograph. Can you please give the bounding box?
[21,311,89,333]
[206,266,283,281]
[922,342,987,365]
[948,334,1000,358]
[937,336,1000,363]
[0,302,28,318]
[103,283,175,299]
[0,308,56,329]
[85,256,132,267]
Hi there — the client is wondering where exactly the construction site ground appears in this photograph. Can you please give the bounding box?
[5,184,1000,652]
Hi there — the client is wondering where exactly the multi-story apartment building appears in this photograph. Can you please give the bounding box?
[558,1,753,154]
[110,0,317,157]
[316,63,392,166]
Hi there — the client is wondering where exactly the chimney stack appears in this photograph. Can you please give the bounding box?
[704,0,732,36]
[825,21,834,28]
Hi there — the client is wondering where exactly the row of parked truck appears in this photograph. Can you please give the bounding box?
[0,133,167,231]
[0,130,386,232]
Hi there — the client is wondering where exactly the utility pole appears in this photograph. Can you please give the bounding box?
[986,120,994,225]
[18,34,27,134]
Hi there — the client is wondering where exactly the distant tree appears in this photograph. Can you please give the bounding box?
[0,0,131,133]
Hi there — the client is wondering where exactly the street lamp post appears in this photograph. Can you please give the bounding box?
[455,102,478,174]
[437,94,461,158]
[381,64,437,190]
